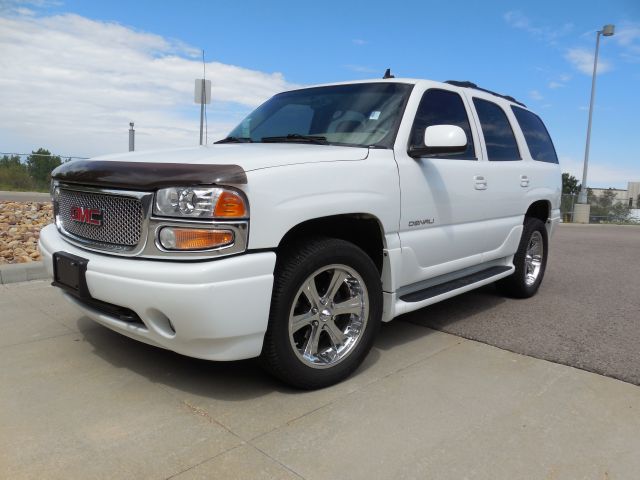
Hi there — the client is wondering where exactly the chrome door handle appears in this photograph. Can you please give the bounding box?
[520,175,530,187]
[474,175,487,190]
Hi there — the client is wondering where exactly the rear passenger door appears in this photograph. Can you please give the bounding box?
[509,105,562,219]
[466,95,528,260]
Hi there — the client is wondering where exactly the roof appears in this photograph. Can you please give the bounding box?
[288,77,527,108]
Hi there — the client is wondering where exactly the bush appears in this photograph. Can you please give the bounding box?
[0,156,37,191]
[0,149,62,192]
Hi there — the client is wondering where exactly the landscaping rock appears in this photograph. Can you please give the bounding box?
[0,201,53,264]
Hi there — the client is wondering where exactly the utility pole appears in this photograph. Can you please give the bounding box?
[194,79,211,145]
[129,122,135,152]
[195,50,211,146]
[199,81,205,145]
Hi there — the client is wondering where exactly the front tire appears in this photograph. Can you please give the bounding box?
[261,238,382,389]
[497,217,548,298]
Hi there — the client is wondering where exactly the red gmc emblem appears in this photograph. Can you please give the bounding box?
[71,206,103,226]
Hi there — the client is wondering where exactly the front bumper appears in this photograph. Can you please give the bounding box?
[39,224,276,361]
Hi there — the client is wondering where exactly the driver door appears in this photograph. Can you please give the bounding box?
[395,87,490,288]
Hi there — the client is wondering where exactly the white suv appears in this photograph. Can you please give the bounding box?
[40,77,561,389]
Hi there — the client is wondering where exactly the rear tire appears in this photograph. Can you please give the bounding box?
[261,238,382,390]
[497,217,548,298]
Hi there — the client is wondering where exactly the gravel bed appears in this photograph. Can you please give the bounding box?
[0,201,53,264]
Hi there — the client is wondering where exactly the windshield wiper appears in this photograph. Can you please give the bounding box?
[214,136,253,144]
[261,134,327,144]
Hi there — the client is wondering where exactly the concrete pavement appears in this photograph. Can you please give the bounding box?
[0,190,50,202]
[1,280,639,479]
[0,262,47,284]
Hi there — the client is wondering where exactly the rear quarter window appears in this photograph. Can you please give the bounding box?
[511,106,559,164]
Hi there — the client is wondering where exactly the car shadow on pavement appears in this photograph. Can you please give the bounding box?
[77,319,295,399]
[75,309,445,399]
[397,284,508,332]
[74,286,506,399]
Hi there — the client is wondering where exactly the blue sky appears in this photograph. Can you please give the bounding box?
[1,0,639,188]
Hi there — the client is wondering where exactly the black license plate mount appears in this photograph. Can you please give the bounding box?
[52,251,90,298]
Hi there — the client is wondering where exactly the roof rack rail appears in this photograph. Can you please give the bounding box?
[444,80,527,108]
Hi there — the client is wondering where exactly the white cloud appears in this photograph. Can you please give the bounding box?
[0,12,296,156]
[615,21,640,61]
[352,39,367,46]
[548,74,571,89]
[565,47,612,75]
[344,64,377,74]
[529,89,544,101]
[503,11,573,44]
[615,22,640,48]
[559,156,640,189]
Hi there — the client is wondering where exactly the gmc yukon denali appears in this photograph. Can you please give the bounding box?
[40,78,561,389]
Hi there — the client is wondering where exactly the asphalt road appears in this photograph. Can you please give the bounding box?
[0,190,49,202]
[404,224,640,386]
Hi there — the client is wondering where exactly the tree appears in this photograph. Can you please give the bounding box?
[589,188,631,223]
[0,154,22,167]
[26,148,62,189]
[0,154,35,190]
[560,173,582,221]
[562,173,581,195]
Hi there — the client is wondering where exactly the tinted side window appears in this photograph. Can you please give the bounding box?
[473,98,521,161]
[411,89,475,160]
[511,106,559,163]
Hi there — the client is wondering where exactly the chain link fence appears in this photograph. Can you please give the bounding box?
[562,193,640,224]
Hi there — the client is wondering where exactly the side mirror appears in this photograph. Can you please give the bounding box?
[408,124,467,158]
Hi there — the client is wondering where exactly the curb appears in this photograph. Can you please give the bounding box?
[0,261,49,285]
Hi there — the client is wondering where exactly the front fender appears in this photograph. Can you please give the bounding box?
[244,150,399,249]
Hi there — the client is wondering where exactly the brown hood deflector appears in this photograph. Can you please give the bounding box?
[51,160,247,190]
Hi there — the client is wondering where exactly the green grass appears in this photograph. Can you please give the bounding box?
[0,184,49,193]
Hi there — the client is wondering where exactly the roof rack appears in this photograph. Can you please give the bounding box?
[444,80,527,108]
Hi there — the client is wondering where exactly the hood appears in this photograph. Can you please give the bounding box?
[52,144,369,190]
[93,143,369,171]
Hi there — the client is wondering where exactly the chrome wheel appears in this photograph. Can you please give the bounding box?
[288,264,369,369]
[524,231,544,286]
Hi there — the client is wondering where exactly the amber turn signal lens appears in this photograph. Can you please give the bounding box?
[214,190,247,218]
[159,227,234,251]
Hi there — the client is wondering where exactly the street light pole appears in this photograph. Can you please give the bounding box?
[578,24,615,204]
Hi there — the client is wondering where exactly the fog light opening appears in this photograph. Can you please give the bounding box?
[146,309,177,338]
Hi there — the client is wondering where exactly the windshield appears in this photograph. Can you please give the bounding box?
[226,83,413,148]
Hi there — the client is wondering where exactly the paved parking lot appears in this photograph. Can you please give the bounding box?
[1,224,640,479]
[407,224,640,385]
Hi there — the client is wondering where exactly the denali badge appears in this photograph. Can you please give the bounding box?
[408,218,435,227]
[71,206,103,226]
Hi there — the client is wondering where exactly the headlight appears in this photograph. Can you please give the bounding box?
[154,187,248,219]
[50,180,60,201]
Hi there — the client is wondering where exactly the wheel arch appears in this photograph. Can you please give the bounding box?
[525,200,551,223]
[276,213,386,274]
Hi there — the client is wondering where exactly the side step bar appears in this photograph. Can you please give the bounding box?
[399,266,512,303]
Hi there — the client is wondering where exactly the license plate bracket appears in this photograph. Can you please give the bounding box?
[52,251,90,298]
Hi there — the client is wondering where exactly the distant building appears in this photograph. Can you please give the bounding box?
[629,182,640,208]
[590,182,640,208]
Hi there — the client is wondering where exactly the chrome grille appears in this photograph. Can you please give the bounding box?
[58,189,143,247]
